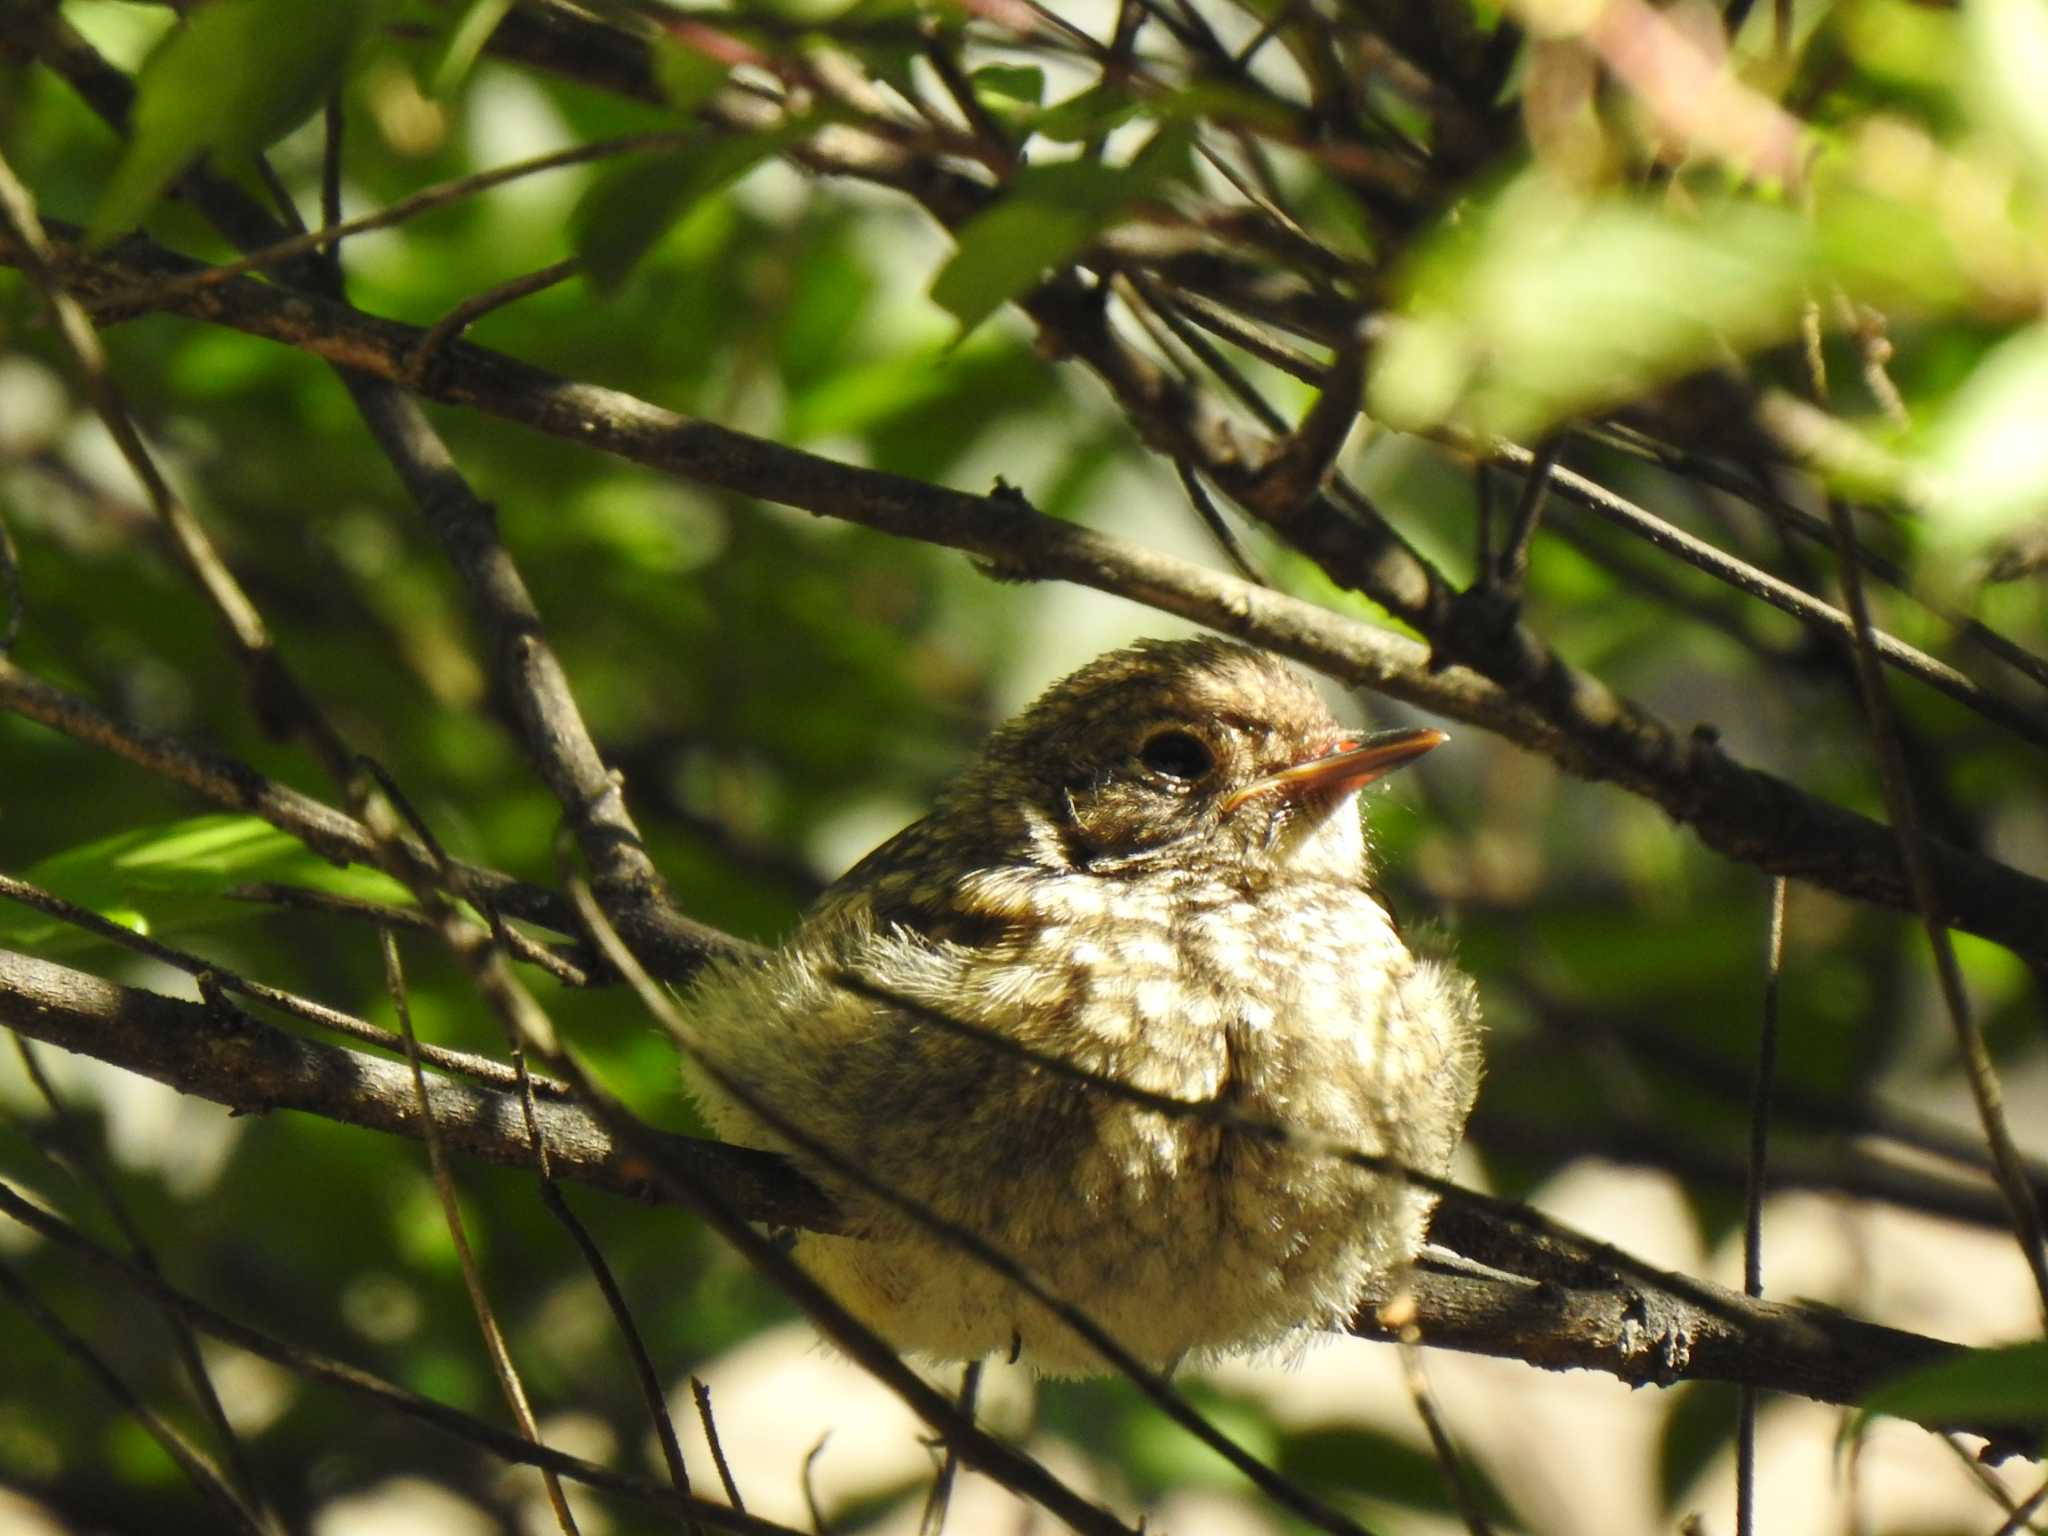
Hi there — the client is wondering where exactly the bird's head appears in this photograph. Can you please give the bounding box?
[944,638,1444,886]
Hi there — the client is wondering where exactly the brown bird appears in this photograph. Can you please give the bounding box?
[683,637,1481,1375]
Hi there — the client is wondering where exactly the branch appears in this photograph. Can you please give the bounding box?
[341,378,678,913]
[6,945,2032,1453]
[0,948,828,1231]
[5,4,699,968]
[0,1180,814,1536]
[5,227,2048,963]
[0,656,744,981]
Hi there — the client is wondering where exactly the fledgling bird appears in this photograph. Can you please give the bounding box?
[683,637,1482,1376]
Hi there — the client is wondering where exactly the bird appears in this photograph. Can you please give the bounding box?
[681,637,1482,1376]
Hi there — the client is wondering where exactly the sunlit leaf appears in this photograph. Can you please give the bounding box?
[1910,321,2048,547]
[1838,0,1961,96]
[929,199,1097,336]
[1369,173,1815,439]
[1034,82,1146,143]
[90,0,380,245]
[0,815,414,953]
[973,63,1045,106]
[428,0,514,97]
[1965,0,2048,186]
[1852,1340,2048,1447]
[929,126,1193,335]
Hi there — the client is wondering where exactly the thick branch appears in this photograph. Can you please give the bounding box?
[5,227,2047,962]
[0,947,827,1230]
[5,945,2031,1451]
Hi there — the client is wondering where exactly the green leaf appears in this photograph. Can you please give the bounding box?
[1369,174,1815,439]
[1656,1382,1740,1509]
[1026,78,1277,143]
[1033,82,1145,143]
[1122,1390,1276,1493]
[91,0,379,245]
[652,35,736,113]
[972,64,1045,107]
[1912,321,2048,548]
[0,815,413,954]
[572,125,808,292]
[929,126,1193,336]
[1838,0,1960,97]
[1966,0,2048,187]
[1281,1421,1512,1514]
[929,199,1098,336]
[1852,1340,2048,1447]
[428,0,514,97]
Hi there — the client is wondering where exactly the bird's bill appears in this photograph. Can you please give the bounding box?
[1220,726,1448,814]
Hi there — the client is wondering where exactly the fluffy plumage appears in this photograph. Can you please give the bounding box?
[682,638,1482,1375]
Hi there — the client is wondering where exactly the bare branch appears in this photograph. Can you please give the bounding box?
[5,945,2032,1452]
[0,1183,813,1536]
[0,658,744,979]
[5,227,2047,963]
[0,1259,268,1536]
[0,946,831,1230]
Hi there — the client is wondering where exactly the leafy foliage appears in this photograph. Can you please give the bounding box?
[2,0,2046,1531]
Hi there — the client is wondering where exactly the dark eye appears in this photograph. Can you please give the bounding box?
[1138,730,1214,782]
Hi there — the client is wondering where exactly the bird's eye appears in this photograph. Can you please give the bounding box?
[1138,729,1214,782]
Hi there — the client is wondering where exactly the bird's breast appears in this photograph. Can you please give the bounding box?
[938,868,1414,1116]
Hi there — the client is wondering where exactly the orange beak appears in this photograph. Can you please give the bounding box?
[1219,726,1447,816]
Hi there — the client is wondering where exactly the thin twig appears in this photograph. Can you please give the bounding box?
[478,902,695,1515]
[0,657,741,978]
[1398,1326,1495,1536]
[24,14,694,954]
[1737,876,1787,1536]
[0,869,572,1094]
[0,507,20,654]
[1585,421,2048,697]
[1493,436,1563,596]
[82,131,700,319]
[227,881,593,987]
[1175,461,1266,583]
[0,1258,266,1534]
[1989,1479,2048,1536]
[801,1434,834,1535]
[341,380,677,918]
[694,1378,747,1512]
[1822,498,2048,1323]
[919,1361,981,1536]
[381,929,582,1536]
[0,1183,808,1536]
[408,258,581,384]
[1473,462,1497,577]
[546,1171,697,1504]
[1494,444,2048,750]
[918,28,1013,167]
[0,944,828,1223]
[1940,1435,2036,1526]
[9,1038,270,1527]
[0,146,357,785]
[15,224,2048,960]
